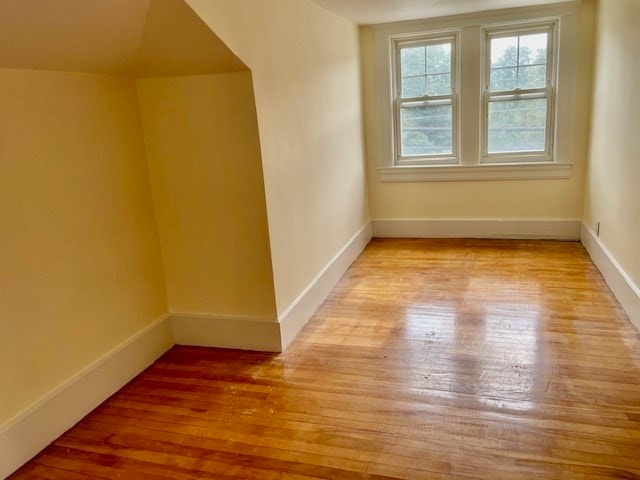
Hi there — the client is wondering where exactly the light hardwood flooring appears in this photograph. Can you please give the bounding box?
[10,239,640,479]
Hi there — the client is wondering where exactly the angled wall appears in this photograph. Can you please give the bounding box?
[0,0,278,465]
[185,0,371,333]
[137,71,277,320]
[1,2,372,473]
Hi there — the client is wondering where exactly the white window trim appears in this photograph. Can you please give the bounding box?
[379,161,572,182]
[373,2,580,182]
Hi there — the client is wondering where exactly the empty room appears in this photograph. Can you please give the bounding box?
[1,0,639,478]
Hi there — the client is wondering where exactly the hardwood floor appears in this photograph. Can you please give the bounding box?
[10,239,640,479]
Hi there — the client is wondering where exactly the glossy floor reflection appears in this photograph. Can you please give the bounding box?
[12,239,640,479]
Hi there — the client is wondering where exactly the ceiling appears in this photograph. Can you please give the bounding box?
[310,0,571,25]
[0,0,246,77]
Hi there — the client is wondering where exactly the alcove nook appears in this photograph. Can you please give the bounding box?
[0,0,276,435]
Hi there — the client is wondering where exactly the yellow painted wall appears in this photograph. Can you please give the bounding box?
[185,0,370,315]
[359,2,596,220]
[137,72,277,318]
[584,0,640,286]
[0,69,167,424]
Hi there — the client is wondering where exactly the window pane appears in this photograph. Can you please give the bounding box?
[488,98,547,153]
[400,46,425,98]
[401,104,452,156]
[490,37,519,91]
[400,41,451,98]
[518,65,546,89]
[491,36,518,68]
[490,32,548,92]
[402,76,426,98]
[426,73,451,96]
[400,46,425,76]
[519,33,547,66]
[426,43,451,75]
[490,67,517,92]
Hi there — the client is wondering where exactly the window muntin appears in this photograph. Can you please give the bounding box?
[400,43,452,98]
[483,25,556,160]
[394,36,457,164]
[489,33,548,92]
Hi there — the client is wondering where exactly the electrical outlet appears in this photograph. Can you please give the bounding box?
[596,220,601,237]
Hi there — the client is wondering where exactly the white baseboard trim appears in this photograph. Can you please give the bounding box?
[580,223,640,332]
[172,313,281,352]
[278,222,373,349]
[0,314,174,479]
[372,219,581,240]
[171,223,374,352]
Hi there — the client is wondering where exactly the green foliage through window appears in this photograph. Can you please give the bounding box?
[401,105,452,156]
[490,33,547,91]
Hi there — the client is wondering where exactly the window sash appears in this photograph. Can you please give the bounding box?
[393,35,458,165]
[482,23,556,162]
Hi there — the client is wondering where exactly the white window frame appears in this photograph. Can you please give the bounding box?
[481,21,558,164]
[393,33,459,166]
[373,2,580,182]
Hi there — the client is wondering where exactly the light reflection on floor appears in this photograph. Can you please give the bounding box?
[403,277,546,412]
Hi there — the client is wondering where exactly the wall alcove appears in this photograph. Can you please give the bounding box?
[0,0,275,429]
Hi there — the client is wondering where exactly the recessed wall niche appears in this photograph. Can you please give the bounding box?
[0,0,275,428]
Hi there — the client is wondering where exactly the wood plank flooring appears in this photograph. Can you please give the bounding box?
[10,239,640,479]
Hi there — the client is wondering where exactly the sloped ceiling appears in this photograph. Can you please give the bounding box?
[311,0,571,25]
[0,0,247,77]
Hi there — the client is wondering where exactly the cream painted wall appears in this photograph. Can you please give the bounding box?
[583,0,640,286]
[0,69,167,424]
[137,72,277,318]
[184,0,370,315]
[360,1,596,220]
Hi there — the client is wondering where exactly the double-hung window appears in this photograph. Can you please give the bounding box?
[395,35,457,165]
[375,3,579,182]
[483,24,556,162]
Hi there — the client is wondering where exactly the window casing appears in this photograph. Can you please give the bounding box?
[374,3,579,182]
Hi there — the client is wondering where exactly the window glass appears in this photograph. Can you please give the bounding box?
[400,42,451,98]
[400,104,453,156]
[488,98,547,153]
[489,32,547,92]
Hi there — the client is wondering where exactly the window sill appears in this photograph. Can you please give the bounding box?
[378,162,572,183]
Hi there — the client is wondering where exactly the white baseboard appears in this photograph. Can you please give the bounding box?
[4,219,636,479]
[0,314,174,479]
[372,219,581,240]
[278,222,373,349]
[172,313,281,352]
[581,223,640,331]
[171,223,374,352]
